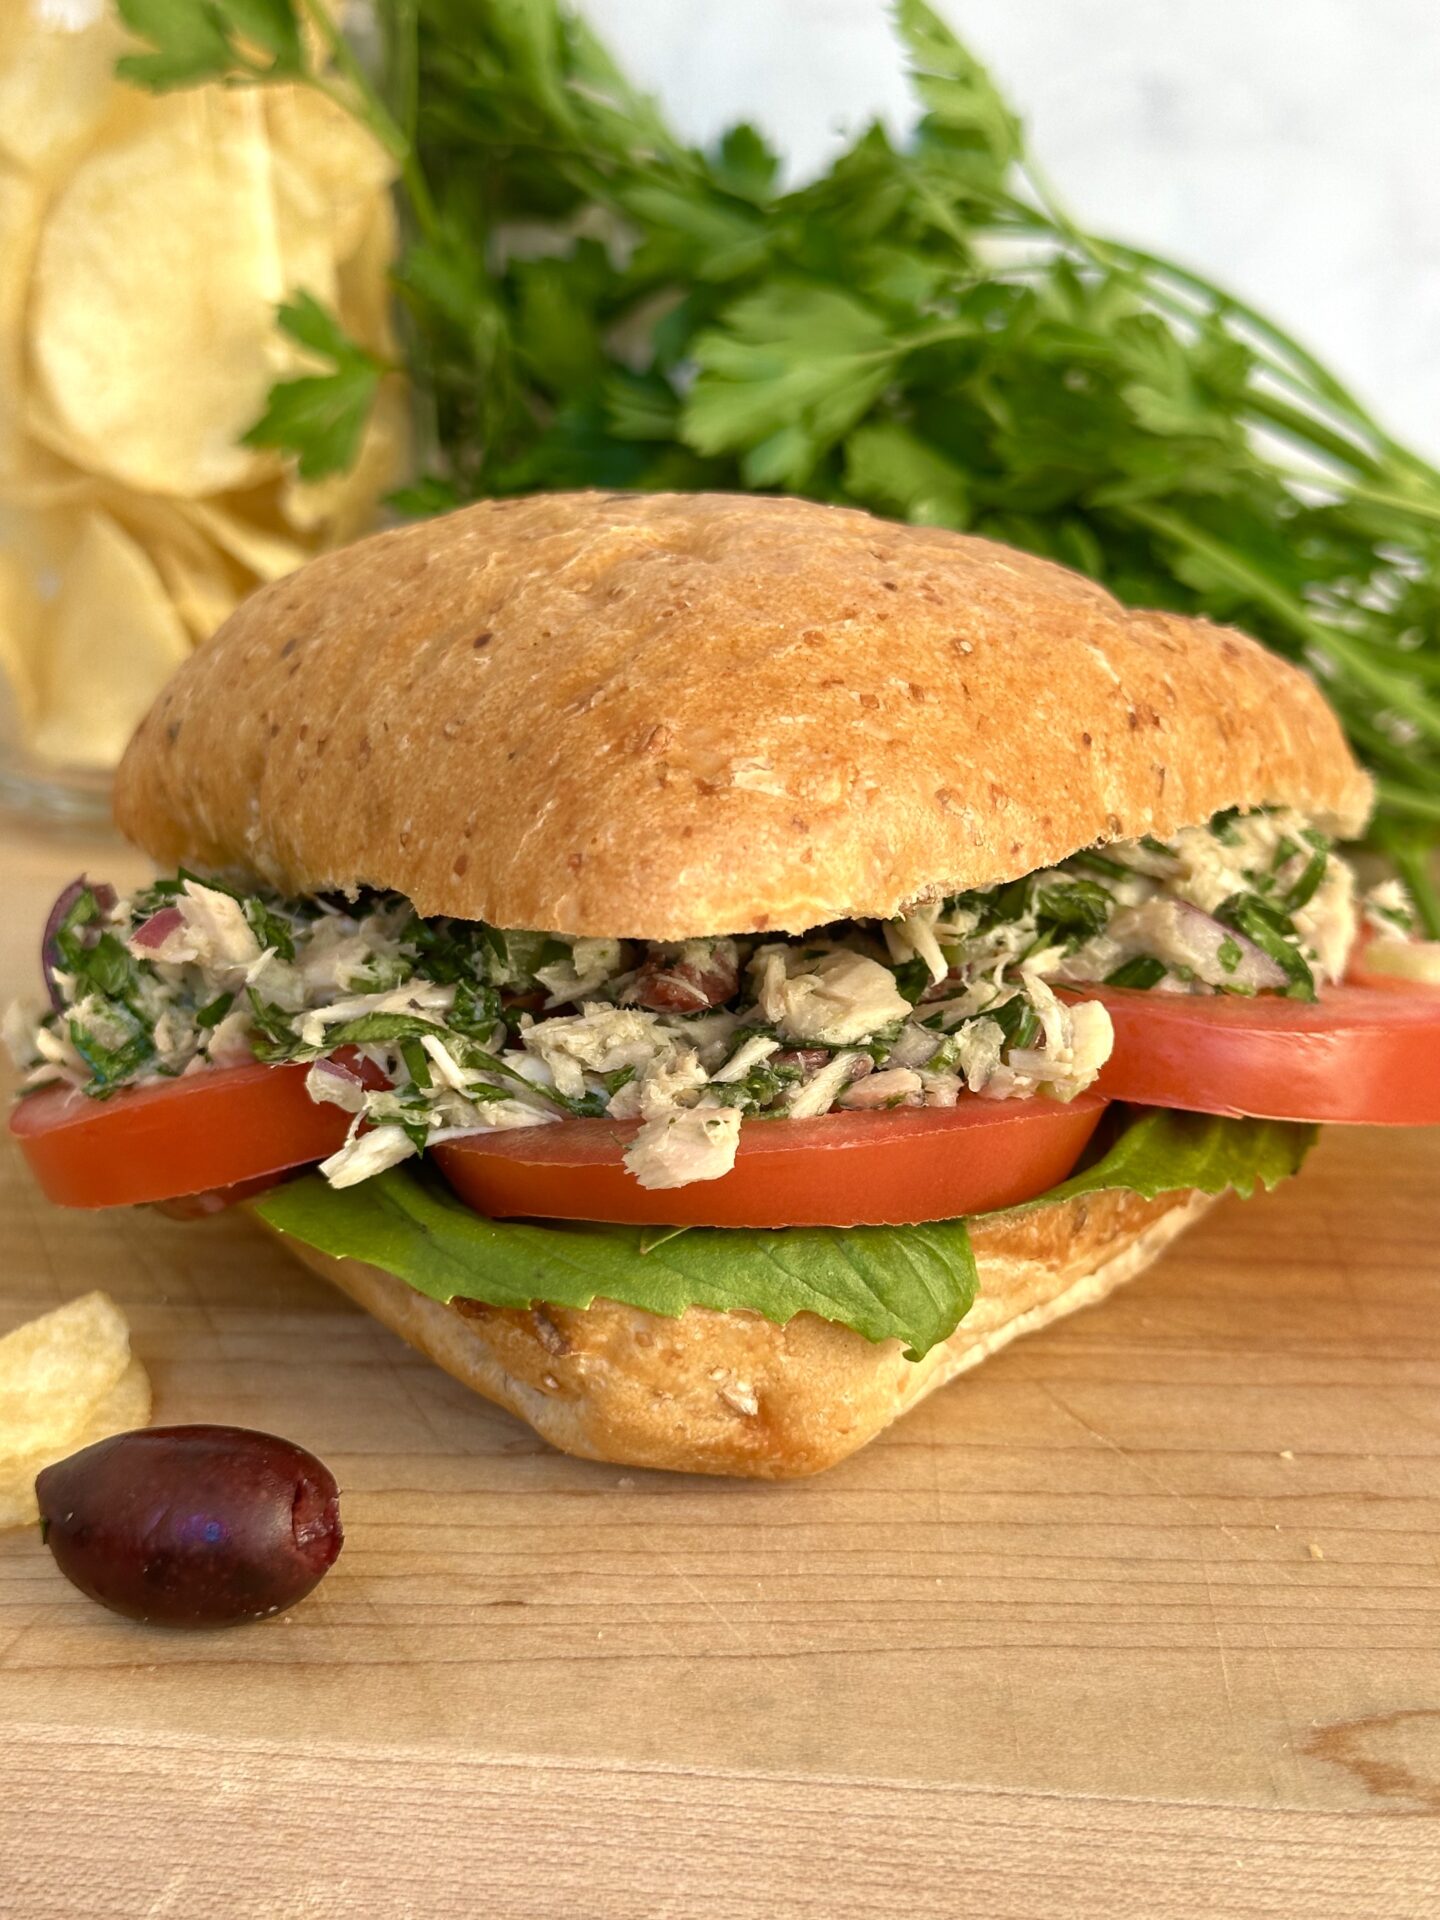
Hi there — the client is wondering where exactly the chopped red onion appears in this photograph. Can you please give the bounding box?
[131,905,186,952]
[41,876,118,1010]
[310,1057,362,1089]
[1166,900,1287,992]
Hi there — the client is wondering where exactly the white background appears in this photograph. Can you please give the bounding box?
[583,0,1440,456]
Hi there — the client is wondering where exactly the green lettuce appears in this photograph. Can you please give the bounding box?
[253,1109,1315,1360]
[998,1107,1317,1216]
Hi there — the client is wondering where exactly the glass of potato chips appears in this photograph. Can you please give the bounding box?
[0,0,407,820]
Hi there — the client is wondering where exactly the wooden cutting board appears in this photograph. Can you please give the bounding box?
[2,823,1438,1918]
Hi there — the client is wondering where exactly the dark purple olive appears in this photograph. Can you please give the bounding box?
[35,1425,342,1629]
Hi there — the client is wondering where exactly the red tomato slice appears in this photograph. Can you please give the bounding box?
[432,1093,1108,1228]
[1061,984,1440,1126]
[9,1063,357,1210]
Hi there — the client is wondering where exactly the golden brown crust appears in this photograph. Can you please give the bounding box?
[115,493,1371,938]
[258,1184,1213,1478]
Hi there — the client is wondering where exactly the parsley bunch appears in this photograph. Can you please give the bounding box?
[116,0,1440,917]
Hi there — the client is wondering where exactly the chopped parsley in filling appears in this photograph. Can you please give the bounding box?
[6,807,1378,1194]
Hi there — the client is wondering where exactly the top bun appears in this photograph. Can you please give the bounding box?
[114,491,1372,938]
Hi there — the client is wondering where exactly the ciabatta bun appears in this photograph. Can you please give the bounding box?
[115,492,1370,938]
[257,1184,1214,1478]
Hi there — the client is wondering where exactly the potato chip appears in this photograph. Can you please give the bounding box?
[0,162,44,475]
[335,195,403,357]
[0,1291,131,1449]
[263,87,397,288]
[26,89,318,496]
[5,466,247,574]
[0,482,217,753]
[30,508,190,766]
[146,537,246,647]
[0,614,34,744]
[0,486,90,750]
[0,1355,152,1532]
[0,470,300,667]
[0,466,242,642]
[0,2,127,181]
[180,497,311,582]
[0,516,47,744]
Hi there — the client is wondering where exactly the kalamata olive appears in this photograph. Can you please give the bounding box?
[35,1425,342,1629]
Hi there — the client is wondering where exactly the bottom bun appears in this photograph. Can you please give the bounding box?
[258,1184,1214,1478]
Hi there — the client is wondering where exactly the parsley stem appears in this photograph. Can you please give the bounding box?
[1298,478,1440,530]
[1374,782,1440,825]
[1239,388,1389,485]
[1342,711,1439,786]
[1084,242,1408,455]
[383,0,421,150]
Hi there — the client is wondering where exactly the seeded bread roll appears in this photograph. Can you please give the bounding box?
[257,1185,1214,1479]
[115,492,1371,939]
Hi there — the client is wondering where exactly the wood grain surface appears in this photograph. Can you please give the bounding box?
[1,822,1438,1917]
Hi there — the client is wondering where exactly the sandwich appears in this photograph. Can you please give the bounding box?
[8,492,1440,1477]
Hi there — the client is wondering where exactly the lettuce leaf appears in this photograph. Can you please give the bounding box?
[255,1166,979,1361]
[253,1109,1316,1360]
[994,1107,1318,1217]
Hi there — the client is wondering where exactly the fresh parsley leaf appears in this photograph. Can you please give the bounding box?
[1069,850,1132,881]
[894,0,1022,177]
[711,123,782,204]
[83,933,142,1000]
[1034,879,1113,940]
[1105,955,1167,990]
[244,898,296,962]
[843,421,970,527]
[116,0,304,90]
[1215,893,1316,1001]
[241,293,387,481]
[245,989,300,1062]
[321,1012,449,1048]
[448,980,504,1039]
[1282,844,1330,912]
[684,284,897,485]
[989,993,1042,1050]
[892,957,934,1006]
[70,1011,154,1093]
[398,1036,432,1087]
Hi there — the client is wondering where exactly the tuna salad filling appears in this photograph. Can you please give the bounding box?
[6,806,1380,1194]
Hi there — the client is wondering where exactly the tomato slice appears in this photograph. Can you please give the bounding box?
[9,1063,357,1210]
[1061,984,1440,1126]
[432,1093,1108,1228]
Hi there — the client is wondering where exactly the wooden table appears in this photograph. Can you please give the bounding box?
[2,821,1438,1918]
